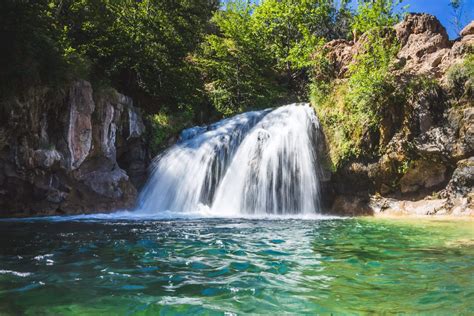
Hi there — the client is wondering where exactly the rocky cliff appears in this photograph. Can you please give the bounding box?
[0,81,148,217]
[321,14,473,216]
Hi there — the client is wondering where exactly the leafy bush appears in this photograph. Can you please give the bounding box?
[447,53,474,101]
[147,107,195,155]
[311,28,400,168]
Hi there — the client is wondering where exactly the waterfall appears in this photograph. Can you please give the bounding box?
[137,103,322,216]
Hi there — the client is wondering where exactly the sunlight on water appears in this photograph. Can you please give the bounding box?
[0,218,472,314]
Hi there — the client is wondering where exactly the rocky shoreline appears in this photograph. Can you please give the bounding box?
[320,14,473,217]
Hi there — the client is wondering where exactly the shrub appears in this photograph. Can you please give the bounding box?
[147,106,195,156]
[311,29,400,169]
[447,53,474,101]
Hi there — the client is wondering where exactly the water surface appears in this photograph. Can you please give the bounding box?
[0,217,473,314]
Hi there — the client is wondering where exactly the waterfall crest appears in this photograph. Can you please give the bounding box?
[137,103,322,216]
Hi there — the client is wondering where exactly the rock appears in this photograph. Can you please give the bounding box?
[331,162,373,195]
[78,167,135,199]
[0,80,148,217]
[33,149,62,169]
[399,160,447,194]
[414,127,459,159]
[445,157,474,197]
[46,189,67,204]
[445,106,474,159]
[319,14,474,216]
[394,14,451,77]
[370,196,448,216]
[96,101,118,160]
[395,13,450,47]
[127,106,145,139]
[450,196,474,216]
[322,39,355,78]
[321,14,472,80]
[66,80,95,170]
[330,195,373,216]
[460,21,474,37]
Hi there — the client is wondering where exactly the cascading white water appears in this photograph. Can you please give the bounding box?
[137,103,322,216]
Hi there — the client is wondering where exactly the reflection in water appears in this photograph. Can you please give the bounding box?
[0,218,472,314]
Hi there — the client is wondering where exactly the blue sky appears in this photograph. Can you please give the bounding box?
[232,0,474,39]
[349,0,474,38]
[404,0,473,38]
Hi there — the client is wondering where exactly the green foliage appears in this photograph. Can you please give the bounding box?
[345,32,399,122]
[0,1,69,96]
[2,0,422,158]
[193,1,281,116]
[352,0,404,35]
[447,53,474,101]
[57,0,217,111]
[194,0,353,116]
[311,15,401,168]
[148,107,194,155]
[253,0,352,95]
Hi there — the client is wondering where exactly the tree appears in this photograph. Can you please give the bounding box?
[0,0,67,97]
[252,0,352,95]
[352,0,404,36]
[449,0,468,35]
[193,1,281,116]
[51,0,218,112]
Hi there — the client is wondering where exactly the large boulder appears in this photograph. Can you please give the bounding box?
[460,20,474,37]
[399,159,447,194]
[394,14,452,77]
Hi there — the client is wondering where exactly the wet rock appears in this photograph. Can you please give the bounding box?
[78,167,135,199]
[330,195,373,216]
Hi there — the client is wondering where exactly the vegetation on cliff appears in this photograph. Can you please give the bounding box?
[0,0,471,153]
